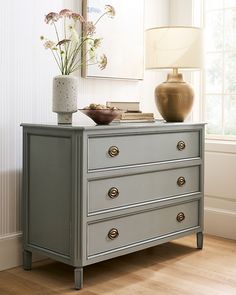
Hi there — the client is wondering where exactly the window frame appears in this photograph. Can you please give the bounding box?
[193,0,236,141]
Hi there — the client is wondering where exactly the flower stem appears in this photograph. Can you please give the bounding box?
[72,60,99,73]
[70,49,95,72]
[67,37,93,74]
[63,17,69,74]
[94,12,107,26]
[53,22,64,74]
[50,49,62,73]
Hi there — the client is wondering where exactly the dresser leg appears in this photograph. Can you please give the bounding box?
[74,267,83,290]
[23,250,32,270]
[196,232,204,249]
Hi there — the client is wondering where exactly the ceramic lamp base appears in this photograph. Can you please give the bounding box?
[155,72,194,122]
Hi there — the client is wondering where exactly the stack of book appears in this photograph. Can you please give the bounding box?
[106,101,155,122]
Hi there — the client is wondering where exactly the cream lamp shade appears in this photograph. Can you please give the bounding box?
[145,26,203,122]
[146,26,203,69]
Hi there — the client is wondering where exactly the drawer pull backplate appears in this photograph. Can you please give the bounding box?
[177,141,186,151]
[108,187,119,199]
[108,146,119,157]
[108,228,119,240]
[177,176,186,187]
[176,212,185,222]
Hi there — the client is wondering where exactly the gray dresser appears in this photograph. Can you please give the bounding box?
[22,122,205,289]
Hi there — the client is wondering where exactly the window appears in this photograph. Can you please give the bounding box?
[204,0,236,137]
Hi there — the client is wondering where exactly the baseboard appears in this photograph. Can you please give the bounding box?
[0,233,22,271]
[0,233,45,271]
[205,207,236,240]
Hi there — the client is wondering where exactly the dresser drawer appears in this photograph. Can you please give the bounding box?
[88,166,200,214]
[88,131,200,170]
[87,200,199,257]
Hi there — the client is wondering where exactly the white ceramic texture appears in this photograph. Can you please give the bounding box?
[53,75,78,123]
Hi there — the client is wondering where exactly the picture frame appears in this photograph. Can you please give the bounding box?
[82,0,144,80]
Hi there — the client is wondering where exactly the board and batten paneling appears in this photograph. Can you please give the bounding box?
[0,0,169,270]
[0,0,60,238]
[204,142,236,240]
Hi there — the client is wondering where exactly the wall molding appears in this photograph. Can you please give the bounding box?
[0,232,45,271]
[205,140,236,154]
[205,194,236,205]
[204,207,236,240]
[0,232,23,271]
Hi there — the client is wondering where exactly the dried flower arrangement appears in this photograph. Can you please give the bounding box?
[41,6,115,75]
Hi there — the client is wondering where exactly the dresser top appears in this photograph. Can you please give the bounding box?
[21,121,205,131]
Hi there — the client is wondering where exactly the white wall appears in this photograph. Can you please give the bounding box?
[0,0,170,270]
[169,0,202,123]
[169,0,193,26]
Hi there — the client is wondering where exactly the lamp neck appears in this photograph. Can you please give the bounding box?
[166,68,184,83]
[173,68,178,75]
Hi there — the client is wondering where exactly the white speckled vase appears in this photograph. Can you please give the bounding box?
[52,75,78,124]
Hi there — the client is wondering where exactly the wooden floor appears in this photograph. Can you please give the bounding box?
[0,235,236,295]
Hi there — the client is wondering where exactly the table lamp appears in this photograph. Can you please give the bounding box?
[146,26,203,122]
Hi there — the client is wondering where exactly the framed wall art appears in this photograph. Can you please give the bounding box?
[82,0,144,80]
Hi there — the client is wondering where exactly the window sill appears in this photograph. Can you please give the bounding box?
[205,139,236,154]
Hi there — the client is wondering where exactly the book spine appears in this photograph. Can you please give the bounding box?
[106,101,140,112]
[121,113,154,120]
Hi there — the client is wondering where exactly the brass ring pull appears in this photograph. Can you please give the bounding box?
[177,176,186,187]
[108,228,119,240]
[108,146,119,157]
[177,141,186,151]
[108,187,119,199]
[176,212,185,222]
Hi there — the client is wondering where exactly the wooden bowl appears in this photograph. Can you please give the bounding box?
[79,109,121,125]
